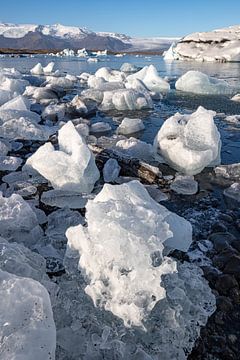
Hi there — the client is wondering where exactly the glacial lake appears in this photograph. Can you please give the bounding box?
[1,54,240,164]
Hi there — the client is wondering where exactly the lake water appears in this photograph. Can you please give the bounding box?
[1,54,240,163]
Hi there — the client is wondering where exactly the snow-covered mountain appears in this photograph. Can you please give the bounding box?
[0,22,178,52]
[164,25,240,62]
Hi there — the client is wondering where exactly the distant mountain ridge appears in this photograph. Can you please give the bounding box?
[0,22,179,52]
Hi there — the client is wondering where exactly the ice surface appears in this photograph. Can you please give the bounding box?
[0,192,42,246]
[66,181,193,327]
[25,121,100,193]
[42,103,65,122]
[103,158,121,182]
[175,70,233,95]
[170,175,198,195]
[117,117,145,135]
[0,270,56,360]
[41,189,88,209]
[154,106,221,175]
[127,65,170,92]
[100,89,153,111]
[0,155,22,171]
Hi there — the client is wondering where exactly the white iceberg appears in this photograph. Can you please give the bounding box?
[175,70,233,95]
[154,106,221,175]
[127,65,170,92]
[66,180,192,327]
[115,137,155,161]
[25,121,100,193]
[30,62,55,75]
[166,25,240,62]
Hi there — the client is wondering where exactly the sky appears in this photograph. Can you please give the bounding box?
[1,0,240,37]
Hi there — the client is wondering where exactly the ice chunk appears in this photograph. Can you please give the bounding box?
[0,117,54,140]
[75,123,89,137]
[214,163,240,180]
[231,94,240,102]
[127,65,170,92]
[0,270,56,360]
[43,62,55,74]
[100,89,153,111]
[30,63,44,75]
[170,175,198,195]
[0,77,29,95]
[0,94,30,111]
[175,71,233,95]
[223,183,240,209]
[65,181,192,327]
[0,139,11,155]
[0,89,12,106]
[154,106,221,175]
[115,137,155,161]
[90,122,111,133]
[103,159,121,182]
[46,207,84,251]
[25,121,100,193]
[0,192,42,246]
[117,117,145,135]
[120,63,138,73]
[42,103,65,122]
[95,67,126,82]
[41,189,88,209]
[0,155,22,171]
[145,184,169,202]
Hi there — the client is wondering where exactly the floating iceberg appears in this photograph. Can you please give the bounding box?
[100,89,153,111]
[66,180,192,327]
[30,62,55,75]
[120,62,138,73]
[165,25,240,62]
[117,117,145,135]
[25,121,100,193]
[175,71,233,95]
[95,67,126,82]
[127,65,170,92]
[154,106,221,175]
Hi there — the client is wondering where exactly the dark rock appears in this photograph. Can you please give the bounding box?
[224,255,240,280]
[231,238,240,252]
[211,222,228,233]
[215,274,238,295]
[219,213,234,223]
[209,232,236,252]
[216,296,233,312]
[213,248,238,269]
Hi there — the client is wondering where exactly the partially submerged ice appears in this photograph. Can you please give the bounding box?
[154,106,221,175]
[0,270,56,360]
[66,181,192,327]
[175,71,233,95]
[117,117,145,135]
[25,121,100,193]
[127,65,170,92]
[100,88,153,111]
[65,181,215,358]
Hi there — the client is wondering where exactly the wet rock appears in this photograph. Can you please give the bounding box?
[209,232,236,252]
[215,274,238,295]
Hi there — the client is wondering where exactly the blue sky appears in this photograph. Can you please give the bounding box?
[1,0,240,37]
